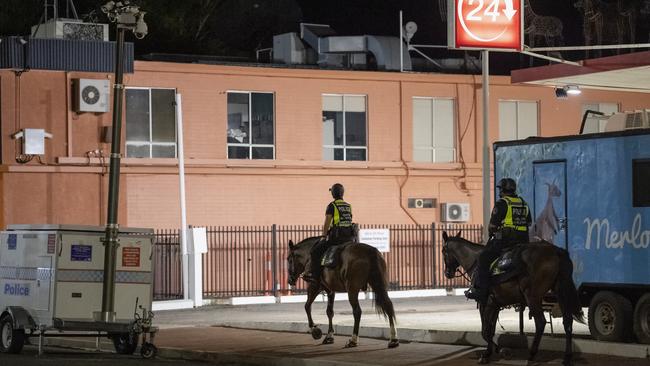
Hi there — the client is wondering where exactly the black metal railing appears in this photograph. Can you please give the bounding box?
[153,229,183,300]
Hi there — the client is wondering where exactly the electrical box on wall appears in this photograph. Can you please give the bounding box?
[73,79,110,113]
[441,203,470,222]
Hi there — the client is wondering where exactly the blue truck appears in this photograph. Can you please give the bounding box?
[494,126,650,344]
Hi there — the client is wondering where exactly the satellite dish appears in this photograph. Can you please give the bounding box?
[404,21,418,42]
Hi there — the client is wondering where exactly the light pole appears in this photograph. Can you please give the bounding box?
[98,0,147,323]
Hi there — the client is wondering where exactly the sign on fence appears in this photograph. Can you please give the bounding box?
[359,229,390,252]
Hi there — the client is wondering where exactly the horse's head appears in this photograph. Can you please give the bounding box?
[441,230,462,279]
[286,238,312,286]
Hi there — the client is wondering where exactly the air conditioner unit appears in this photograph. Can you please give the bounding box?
[31,19,109,41]
[73,79,110,113]
[441,203,470,222]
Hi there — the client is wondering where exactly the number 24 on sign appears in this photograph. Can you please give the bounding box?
[465,0,517,22]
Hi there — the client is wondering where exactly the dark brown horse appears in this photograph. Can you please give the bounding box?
[287,237,399,348]
[441,231,584,366]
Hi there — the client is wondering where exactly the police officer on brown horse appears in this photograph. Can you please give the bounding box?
[465,177,532,303]
[307,183,355,282]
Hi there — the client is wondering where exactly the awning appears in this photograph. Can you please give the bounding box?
[511,51,650,93]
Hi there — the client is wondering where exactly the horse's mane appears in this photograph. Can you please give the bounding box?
[293,236,321,248]
[449,235,484,249]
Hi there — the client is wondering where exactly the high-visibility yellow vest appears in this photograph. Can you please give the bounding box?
[501,196,529,232]
[331,199,352,227]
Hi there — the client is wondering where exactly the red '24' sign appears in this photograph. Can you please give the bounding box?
[448,0,523,51]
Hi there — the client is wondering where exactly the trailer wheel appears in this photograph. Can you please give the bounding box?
[140,342,157,359]
[0,314,25,354]
[111,332,138,355]
[588,291,633,342]
[633,294,650,344]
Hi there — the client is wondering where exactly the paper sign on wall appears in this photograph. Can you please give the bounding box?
[71,244,92,261]
[359,229,390,252]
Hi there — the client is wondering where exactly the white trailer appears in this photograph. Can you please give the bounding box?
[0,225,158,357]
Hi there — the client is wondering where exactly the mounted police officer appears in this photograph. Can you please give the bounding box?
[466,178,532,303]
[307,183,355,282]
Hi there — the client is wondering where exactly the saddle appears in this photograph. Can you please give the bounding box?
[489,245,525,284]
[320,242,352,268]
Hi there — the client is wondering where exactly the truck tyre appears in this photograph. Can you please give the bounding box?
[588,291,633,342]
[633,293,650,344]
[0,314,25,354]
[111,332,138,355]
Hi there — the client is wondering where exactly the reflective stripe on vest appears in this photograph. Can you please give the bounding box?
[502,196,528,232]
[332,200,352,227]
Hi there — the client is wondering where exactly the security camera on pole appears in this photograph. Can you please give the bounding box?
[447,0,523,241]
[98,0,147,323]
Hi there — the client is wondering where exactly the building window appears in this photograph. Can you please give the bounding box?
[498,100,538,141]
[227,92,275,159]
[322,94,367,161]
[125,88,177,158]
[633,159,650,207]
[582,102,619,133]
[412,97,455,163]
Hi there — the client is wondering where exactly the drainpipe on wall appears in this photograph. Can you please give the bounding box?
[397,79,419,226]
[175,93,190,302]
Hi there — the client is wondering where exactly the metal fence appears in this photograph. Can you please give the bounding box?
[153,229,183,300]
[197,223,481,299]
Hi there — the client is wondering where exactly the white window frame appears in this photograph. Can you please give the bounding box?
[498,99,539,140]
[226,90,276,160]
[412,96,457,163]
[322,93,368,161]
[125,86,177,158]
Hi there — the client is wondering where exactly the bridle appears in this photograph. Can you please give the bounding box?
[442,240,473,282]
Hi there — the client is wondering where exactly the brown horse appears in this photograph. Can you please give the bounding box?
[287,236,399,348]
[441,231,584,366]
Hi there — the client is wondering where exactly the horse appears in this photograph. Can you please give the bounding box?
[287,236,399,348]
[441,231,584,366]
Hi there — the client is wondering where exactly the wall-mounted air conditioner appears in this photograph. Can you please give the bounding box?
[441,203,470,222]
[73,79,110,113]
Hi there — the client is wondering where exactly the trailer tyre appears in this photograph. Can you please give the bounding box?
[0,315,25,354]
[633,294,650,344]
[588,291,633,342]
[140,342,157,359]
[111,333,138,355]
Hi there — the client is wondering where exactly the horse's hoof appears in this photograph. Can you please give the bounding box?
[387,339,399,348]
[322,336,334,345]
[562,356,573,366]
[344,340,358,348]
[478,356,490,364]
[499,347,512,359]
[311,327,323,340]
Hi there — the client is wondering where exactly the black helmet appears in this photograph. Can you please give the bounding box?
[497,178,517,194]
[330,183,344,199]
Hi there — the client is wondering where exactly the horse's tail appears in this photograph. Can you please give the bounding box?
[367,248,396,323]
[554,247,585,324]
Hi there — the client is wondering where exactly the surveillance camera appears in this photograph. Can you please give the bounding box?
[134,12,148,39]
[101,1,115,13]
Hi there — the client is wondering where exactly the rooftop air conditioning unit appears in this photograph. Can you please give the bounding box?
[31,19,109,41]
[73,79,110,113]
[441,203,470,222]
[605,110,650,132]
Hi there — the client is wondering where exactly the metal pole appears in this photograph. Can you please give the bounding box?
[176,94,190,301]
[399,10,404,72]
[100,26,126,322]
[481,50,490,242]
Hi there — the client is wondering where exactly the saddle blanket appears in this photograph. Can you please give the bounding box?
[320,243,351,268]
[489,245,525,282]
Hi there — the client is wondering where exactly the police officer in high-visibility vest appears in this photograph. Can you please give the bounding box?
[308,183,355,282]
[465,178,531,303]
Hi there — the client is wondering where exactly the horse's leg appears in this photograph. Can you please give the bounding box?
[345,289,361,348]
[305,283,322,339]
[527,297,547,361]
[323,291,335,344]
[478,301,500,364]
[561,309,574,366]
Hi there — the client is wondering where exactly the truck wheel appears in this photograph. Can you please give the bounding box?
[588,291,633,342]
[633,294,650,344]
[111,332,138,355]
[0,315,25,354]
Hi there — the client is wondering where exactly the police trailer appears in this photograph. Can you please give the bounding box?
[0,225,158,357]
[494,110,650,344]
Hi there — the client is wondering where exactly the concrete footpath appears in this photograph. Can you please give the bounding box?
[43,296,650,365]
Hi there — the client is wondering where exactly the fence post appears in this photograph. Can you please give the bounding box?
[271,224,278,298]
[431,222,436,288]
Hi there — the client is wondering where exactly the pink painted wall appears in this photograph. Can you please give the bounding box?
[1,62,649,229]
